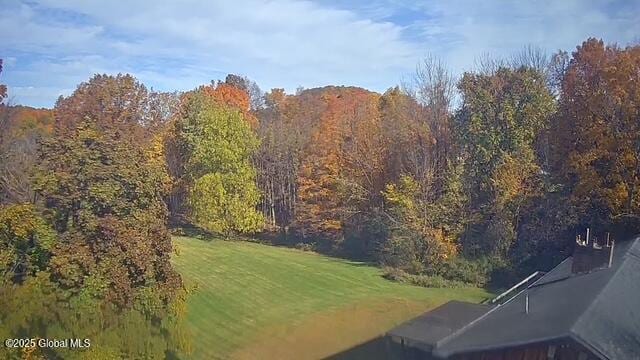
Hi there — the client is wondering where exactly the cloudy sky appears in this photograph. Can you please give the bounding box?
[1,0,638,108]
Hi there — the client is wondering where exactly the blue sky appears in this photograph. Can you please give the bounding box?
[1,0,639,108]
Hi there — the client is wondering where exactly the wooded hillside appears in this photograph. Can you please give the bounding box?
[1,37,639,357]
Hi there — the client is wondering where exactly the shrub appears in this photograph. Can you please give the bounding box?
[435,257,493,287]
[382,266,470,288]
[295,242,316,252]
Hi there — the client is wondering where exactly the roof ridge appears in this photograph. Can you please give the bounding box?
[569,237,639,334]
[433,269,549,355]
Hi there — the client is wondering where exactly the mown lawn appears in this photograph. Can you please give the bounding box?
[171,236,490,359]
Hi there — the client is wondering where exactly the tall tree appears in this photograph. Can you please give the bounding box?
[255,89,302,231]
[552,39,640,235]
[378,88,427,184]
[0,73,188,358]
[255,87,338,240]
[36,120,181,307]
[175,88,263,235]
[295,90,347,245]
[455,67,555,258]
[406,56,456,174]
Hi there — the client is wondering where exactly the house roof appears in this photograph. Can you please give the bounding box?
[387,236,640,360]
[387,300,491,352]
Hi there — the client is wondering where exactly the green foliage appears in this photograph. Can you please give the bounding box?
[455,67,555,259]
[434,257,493,287]
[176,91,259,177]
[0,272,190,360]
[176,90,263,235]
[0,204,56,283]
[380,175,458,274]
[190,171,263,235]
[381,267,469,288]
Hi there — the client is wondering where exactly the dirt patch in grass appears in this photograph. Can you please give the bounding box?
[230,297,432,360]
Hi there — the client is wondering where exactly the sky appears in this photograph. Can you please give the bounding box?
[1,0,639,108]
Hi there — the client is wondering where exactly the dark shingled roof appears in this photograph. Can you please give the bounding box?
[387,236,640,360]
[387,300,491,352]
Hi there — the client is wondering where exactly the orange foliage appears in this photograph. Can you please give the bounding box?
[554,38,640,224]
[4,106,54,137]
[295,87,381,242]
[200,83,258,129]
[53,74,151,143]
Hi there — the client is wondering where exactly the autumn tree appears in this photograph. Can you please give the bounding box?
[336,89,384,256]
[54,74,175,144]
[56,74,181,219]
[174,88,263,235]
[295,100,343,244]
[0,204,55,284]
[294,87,380,250]
[376,78,465,271]
[255,87,339,243]
[255,89,302,231]
[0,73,189,359]
[381,175,458,273]
[0,106,53,204]
[454,66,555,259]
[36,119,182,306]
[405,56,456,174]
[552,39,640,236]
[379,87,431,186]
[202,80,259,128]
[379,81,455,218]
[224,73,264,111]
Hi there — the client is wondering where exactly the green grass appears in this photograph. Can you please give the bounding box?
[171,236,490,359]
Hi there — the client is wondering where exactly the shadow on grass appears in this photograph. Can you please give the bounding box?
[171,223,217,242]
[252,230,384,267]
[171,224,275,245]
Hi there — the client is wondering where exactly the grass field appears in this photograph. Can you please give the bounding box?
[171,236,491,359]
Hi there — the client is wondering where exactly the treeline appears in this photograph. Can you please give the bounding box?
[250,38,640,285]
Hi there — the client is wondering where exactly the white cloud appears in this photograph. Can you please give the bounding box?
[409,0,640,74]
[0,1,103,55]
[2,0,422,106]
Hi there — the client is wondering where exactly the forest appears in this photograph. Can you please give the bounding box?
[1,37,640,358]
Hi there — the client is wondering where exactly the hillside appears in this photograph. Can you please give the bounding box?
[171,236,490,359]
